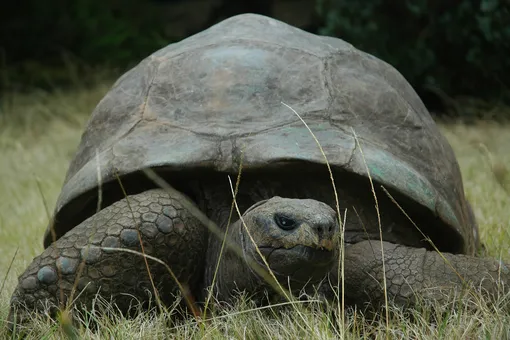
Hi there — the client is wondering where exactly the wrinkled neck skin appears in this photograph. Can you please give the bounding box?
[202,218,273,304]
[196,171,429,304]
[205,216,338,303]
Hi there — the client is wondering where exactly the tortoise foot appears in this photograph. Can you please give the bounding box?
[8,188,207,331]
[340,240,510,307]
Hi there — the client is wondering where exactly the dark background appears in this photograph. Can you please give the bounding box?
[1,0,509,118]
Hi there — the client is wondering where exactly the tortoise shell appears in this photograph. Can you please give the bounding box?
[44,14,477,254]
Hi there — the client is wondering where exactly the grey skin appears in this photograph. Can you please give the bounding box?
[8,14,510,327]
[9,174,509,326]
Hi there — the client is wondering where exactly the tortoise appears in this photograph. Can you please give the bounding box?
[9,13,510,324]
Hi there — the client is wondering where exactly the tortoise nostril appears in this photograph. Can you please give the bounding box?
[315,222,335,237]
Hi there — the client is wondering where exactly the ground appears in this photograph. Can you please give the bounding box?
[0,83,509,338]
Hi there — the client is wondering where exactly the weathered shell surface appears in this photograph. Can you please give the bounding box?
[45,14,477,253]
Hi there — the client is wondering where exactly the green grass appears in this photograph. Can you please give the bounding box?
[1,83,510,339]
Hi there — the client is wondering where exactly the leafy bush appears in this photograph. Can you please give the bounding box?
[1,0,173,91]
[316,0,510,104]
[2,0,509,113]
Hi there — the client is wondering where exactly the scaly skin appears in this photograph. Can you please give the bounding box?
[9,187,510,330]
[8,189,207,326]
[342,240,510,307]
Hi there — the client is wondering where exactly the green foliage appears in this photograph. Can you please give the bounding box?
[2,0,509,108]
[0,0,173,91]
[317,0,510,103]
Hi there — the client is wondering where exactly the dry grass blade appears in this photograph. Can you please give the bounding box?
[281,101,346,334]
[227,175,292,303]
[171,299,322,330]
[114,172,164,315]
[95,246,200,318]
[380,186,466,284]
[350,128,389,336]
[67,151,105,316]
[225,175,312,336]
[337,209,347,329]
[141,169,292,303]
[17,142,69,319]
[2,82,510,339]
[0,248,18,297]
[203,150,245,319]
[208,299,321,321]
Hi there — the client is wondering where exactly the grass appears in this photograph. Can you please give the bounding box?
[1,82,510,338]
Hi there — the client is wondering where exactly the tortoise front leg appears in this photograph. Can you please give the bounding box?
[8,188,208,328]
[341,240,510,307]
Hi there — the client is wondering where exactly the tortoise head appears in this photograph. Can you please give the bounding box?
[239,197,339,286]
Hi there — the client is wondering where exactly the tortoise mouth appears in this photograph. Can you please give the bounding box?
[256,245,335,283]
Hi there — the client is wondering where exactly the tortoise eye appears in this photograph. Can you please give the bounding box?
[274,214,297,231]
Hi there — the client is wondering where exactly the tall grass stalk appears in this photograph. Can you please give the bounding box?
[1,82,509,338]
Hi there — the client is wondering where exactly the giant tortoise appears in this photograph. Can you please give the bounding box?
[9,14,509,324]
